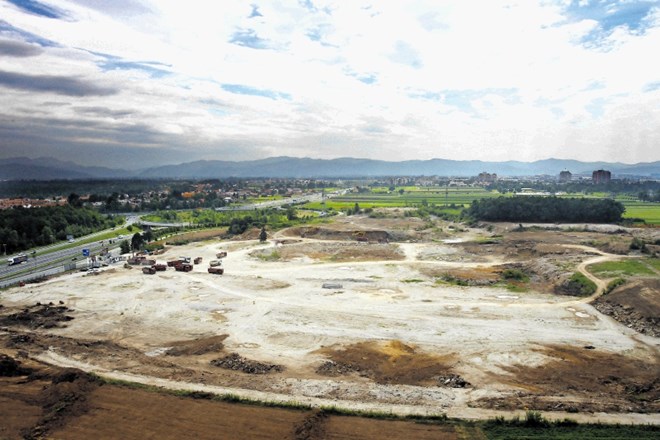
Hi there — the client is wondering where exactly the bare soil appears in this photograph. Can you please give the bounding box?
[474,344,659,413]
[1,215,658,429]
[0,353,461,440]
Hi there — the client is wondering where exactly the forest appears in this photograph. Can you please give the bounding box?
[0,205,119,254]
[468,196,625,223]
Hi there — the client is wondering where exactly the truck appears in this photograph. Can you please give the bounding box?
[152,264,167,271]
[142,266,156,275]
[175,263,193,272]
[216,251,227,259]
[194,257,203,265]
[209,259,222,267]
[208,267,224,275]
[7,254,28,266]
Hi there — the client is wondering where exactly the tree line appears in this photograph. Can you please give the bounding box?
[0,205,119,254]
[467,196,625,223]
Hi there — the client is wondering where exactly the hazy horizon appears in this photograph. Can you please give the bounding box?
[1,0,659,168]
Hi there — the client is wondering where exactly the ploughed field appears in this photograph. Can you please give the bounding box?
[1,214,659,436]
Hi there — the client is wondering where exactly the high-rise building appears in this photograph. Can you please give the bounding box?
[592,169,611,184]
[559,170,572,182]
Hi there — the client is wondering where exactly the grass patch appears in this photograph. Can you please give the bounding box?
[588,260,656,277]
[402,279,424,283]
[565,272,597,296]
[604,277,626,294]
[255,250,281,262]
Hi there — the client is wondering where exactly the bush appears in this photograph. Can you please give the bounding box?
[502,268,528,281]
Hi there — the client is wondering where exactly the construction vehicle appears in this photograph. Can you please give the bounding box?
[216,251,227,258]
[208,267,224,275]
[194,257,203,264]
[142,266,156,275]
[209,259,222,267]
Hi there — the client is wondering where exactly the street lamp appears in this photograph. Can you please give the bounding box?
[2,243,6,255]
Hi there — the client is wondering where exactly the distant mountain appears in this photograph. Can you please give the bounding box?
[138,157,660,179]
[1,156,659,180]
[0,157,133,180]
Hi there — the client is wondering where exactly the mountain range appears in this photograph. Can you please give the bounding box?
[0,156,658,180]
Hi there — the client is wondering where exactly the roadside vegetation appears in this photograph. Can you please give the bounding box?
[588,259,658,278]
[0,205,121,254]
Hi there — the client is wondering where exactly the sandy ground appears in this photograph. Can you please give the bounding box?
[1,220,658,424]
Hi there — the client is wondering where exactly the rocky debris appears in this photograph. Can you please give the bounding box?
[315,360,360,377]
[210,353,283,374]
[8,333,34,347]
[166,335,228,356]
[592,301,659,337]
[0,353,32,376]
[0,303,74,329]
[437,374,471,388]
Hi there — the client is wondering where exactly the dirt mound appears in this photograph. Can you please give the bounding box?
[476,344,659,413]
[251,241,405,262]
[165,335,228,356]
[316,340,463,387]
[293,409,327,440]
[287,225,392,242]
[0,353,32,376]
[210,353,284,374]
[24,367,100,439]
[0,303,74,329]
[593,279,660,337]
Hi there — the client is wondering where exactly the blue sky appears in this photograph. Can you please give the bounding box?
[0,0,658,168]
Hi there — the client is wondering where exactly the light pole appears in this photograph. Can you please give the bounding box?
[2,243,6,255]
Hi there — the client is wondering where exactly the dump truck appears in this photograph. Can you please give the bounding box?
[175,263,193,272]
[153,264,167,271]
[167,260,179,267]
[208,267,224,275]
[216,251,228,258]
[209,259,222,267]
[142,266,156,275]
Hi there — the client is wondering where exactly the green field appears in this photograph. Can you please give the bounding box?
[588,259,658,277]
[313,186,660,225]
[621,202,660,225]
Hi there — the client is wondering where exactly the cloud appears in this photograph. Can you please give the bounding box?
[221,83,292,100]
[0,0,658,166]
[0,38,42,56]
[0,70,118,96]
[229,28,272,49]
[389,40,423,69]
[6,0,66,19]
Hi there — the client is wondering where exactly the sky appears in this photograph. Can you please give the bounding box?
[0,0,659,169]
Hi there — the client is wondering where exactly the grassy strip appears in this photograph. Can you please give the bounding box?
[566,272,597,296]
[483,410,659,439]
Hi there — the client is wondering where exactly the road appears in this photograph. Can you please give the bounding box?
[214,191,336,212]
[0,217,141,288]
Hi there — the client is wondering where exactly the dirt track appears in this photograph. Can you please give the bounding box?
[1,218,659,425]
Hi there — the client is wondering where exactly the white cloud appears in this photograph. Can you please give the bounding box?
[0,0,658,167]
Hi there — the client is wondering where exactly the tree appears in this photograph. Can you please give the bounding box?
[120,240,131,254]
[131,233,144,251]
[259,226,268,242]
[67,193,82,207]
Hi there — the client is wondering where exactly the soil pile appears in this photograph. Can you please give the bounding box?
[0,302,73,329]
[210,353,284,374]
[593,279,660,337]
[0,352,32,376]
[316,340,465,387]
[165,335,228,356]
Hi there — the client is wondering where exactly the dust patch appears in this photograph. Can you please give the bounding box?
[315,340,465,387]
